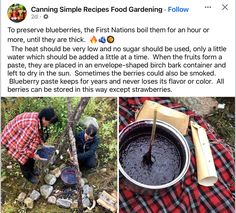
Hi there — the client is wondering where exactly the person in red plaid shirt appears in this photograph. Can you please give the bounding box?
[1,107,58,184]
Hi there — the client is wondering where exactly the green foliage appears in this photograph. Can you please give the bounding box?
[1,97,117,164]
[100,120,116,138]
[77,97,117,163]
[1,97,68,145]
[99,120,117,164]
[100,139,117,164]
[1,169,7,182]
[2,204,18,213]
[207,97,235,146]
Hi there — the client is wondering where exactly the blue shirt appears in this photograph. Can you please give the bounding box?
[75,130,99,160]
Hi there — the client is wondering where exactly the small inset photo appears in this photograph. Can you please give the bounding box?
[7,3,27,23]
[1,97,117,212]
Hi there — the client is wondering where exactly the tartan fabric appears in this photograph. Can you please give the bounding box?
[1,112,43,165]
[119,97,235,213]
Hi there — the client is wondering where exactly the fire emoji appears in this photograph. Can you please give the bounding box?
[90,36,97,44]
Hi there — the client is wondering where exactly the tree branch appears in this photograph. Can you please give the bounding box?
[52,97,90,159]
[67,97,84,213]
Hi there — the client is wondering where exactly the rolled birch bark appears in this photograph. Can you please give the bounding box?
[191,122,218,186]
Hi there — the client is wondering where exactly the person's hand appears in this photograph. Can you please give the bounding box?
[67,148,73,158]
[67,149,74,164]
[42,144,53,148]
[69,155,75,165]
[34,154,47,161]
[69,157,75,165]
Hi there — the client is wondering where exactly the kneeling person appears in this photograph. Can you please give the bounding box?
[75,124,99,169]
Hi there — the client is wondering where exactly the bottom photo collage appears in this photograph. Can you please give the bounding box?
[0,97,235,213]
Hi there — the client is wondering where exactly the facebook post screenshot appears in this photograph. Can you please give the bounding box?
[0,0,235,212]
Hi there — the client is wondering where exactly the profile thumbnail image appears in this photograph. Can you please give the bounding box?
[7,3,27,23]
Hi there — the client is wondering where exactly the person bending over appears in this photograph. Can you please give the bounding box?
[1,108,58,184]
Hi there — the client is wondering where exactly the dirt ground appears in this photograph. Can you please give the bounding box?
[1,152,117,213]
[206,97,235,148]
[172,97,235,148]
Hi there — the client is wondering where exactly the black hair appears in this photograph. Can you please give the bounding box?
[38,107,58,142]
[38,107,58,124]
[85,124,97,137]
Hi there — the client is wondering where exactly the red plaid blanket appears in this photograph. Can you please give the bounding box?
[119,97,235,213]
